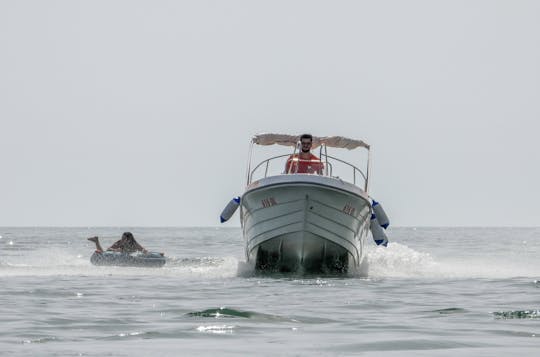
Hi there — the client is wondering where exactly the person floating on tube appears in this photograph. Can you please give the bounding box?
[88,232,148,254]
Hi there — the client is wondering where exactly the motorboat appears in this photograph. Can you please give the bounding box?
[223,133,388,274]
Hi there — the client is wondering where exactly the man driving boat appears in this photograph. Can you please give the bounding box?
[285,133,324,174]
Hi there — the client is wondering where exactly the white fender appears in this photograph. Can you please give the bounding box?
[372,200,389,229]
[370,214,388,246]
[220,197,240,223]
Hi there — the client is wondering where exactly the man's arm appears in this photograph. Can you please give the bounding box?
[134,240,147,253]
[107,240,123,251]
[285,156,293,174]
[311,155,324,175]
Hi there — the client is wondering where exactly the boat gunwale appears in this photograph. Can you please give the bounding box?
[243,174,370,203]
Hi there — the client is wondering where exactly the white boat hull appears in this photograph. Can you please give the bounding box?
[241,175,371,274]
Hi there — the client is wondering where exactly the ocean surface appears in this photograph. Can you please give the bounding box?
[1,227,539,356]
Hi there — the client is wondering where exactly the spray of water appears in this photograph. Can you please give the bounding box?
[365,242,540,279]
[3,242,539,279]
[0,248,240,279]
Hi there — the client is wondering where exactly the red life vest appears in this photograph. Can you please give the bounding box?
[285,154,324,174]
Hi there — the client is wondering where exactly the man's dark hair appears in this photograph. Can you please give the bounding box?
[300,133,313,141]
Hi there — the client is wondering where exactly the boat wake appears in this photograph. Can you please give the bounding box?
[365,243,439,278]
[365,242,540,279]
[0,248,240,279]
[3,243,538,280]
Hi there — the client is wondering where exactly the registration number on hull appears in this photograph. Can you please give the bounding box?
[261,197,277,208]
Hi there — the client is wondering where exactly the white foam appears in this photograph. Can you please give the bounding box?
[0,247,240,279]
[3,241,538,280]
[366,242,439,278]
[365,242,540,279]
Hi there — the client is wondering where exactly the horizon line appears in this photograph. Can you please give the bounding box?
[1,225,539,229]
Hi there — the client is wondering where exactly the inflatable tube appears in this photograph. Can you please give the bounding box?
[220,196,240,223]
[370,214,388,247]
[372,200,390,229]
[90,251,166,267]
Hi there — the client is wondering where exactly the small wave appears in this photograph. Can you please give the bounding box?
[196,325,236,334]
[186,307,297,322]
[493,310,540,319]
[187,307,254,318]
[100,330,161,341]
[21,336,58,344]
[166,256,227,268]
[430,307,468,315]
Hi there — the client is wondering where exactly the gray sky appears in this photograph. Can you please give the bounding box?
[1,1,539,227]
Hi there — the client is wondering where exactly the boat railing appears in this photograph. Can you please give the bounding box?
[324,155,367,185]
[249,153,368,190]
[249,154,291,182]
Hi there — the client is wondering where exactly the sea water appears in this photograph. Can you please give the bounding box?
[0,227,539,356]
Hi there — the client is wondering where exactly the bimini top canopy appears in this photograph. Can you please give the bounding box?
[251,133,370,150]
